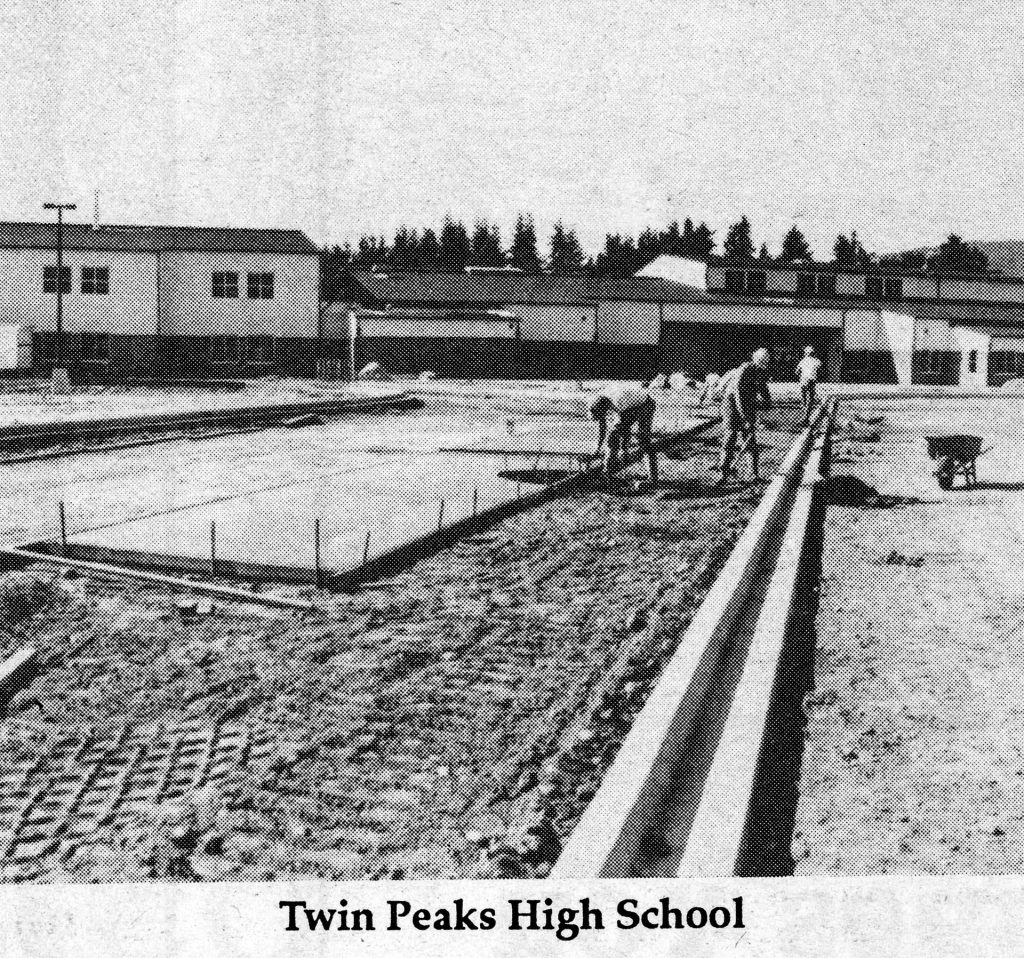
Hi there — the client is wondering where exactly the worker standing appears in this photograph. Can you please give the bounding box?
[795,345,822,426]
[715,348,772,485]
[588,384,659,485]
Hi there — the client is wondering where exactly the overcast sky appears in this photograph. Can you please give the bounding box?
[1,0,1021,258]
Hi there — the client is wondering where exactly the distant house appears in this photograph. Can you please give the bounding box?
[0,221,320,377]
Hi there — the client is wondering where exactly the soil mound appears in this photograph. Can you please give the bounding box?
[824,474,918,508]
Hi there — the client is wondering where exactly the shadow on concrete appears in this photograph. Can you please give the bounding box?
[970,481,1024,492]
[736,473,826,876]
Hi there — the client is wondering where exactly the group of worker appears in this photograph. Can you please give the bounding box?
[587,345,822,488]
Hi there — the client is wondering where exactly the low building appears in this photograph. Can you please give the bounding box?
[0,221,320,378]
[640,255,1024,386]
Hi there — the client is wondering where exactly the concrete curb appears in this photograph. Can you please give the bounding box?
[550,402,831,879]
[676,409,834,876]
[0,392,420,457]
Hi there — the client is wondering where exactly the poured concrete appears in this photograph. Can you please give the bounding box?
[3,397,708,579]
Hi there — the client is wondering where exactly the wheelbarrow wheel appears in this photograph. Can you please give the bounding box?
[935,455,955,490]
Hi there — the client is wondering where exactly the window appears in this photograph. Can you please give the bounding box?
[990,352,1024,381]
[212,271,239,298]
[883,277,903,300]
[796,273,817,297]
[243,336,275,364]
[746,271,766,294]
[43,266,71,294]
[81,266,109,295]
[816,273,837,297]
[724,270,745,293]
[209,336,240,364]
[864,275,883,299]
[80,333,110,363]
[969,350,978,373]
[913,350,946,376]
[247,272,274,299]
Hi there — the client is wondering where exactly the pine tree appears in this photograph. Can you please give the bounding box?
[352,235,388,269]
[758,243,771,261]
[439,215,471,271]
[662,221,683,256]
[388,226,420,271]
[417,228,441,270]
[928,234,989,272]
[680,218,698,256]
[509,214,541,271]
[780,225,812,262]
[723,217,755,260]
[637,227,661,267]
[692,222,716,257]
[548,221,584,274]
[833,234,855,268]
[470,221,504,267]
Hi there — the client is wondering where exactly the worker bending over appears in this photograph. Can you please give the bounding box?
[795,345,822,426]
[716,348,772,485]
[588,384,659,485]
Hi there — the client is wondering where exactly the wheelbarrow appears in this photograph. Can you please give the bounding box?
[925,434,991,490]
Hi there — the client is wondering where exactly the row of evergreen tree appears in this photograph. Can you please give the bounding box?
[321,213,989,286]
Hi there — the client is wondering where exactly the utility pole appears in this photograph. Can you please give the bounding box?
[43,201,76,385]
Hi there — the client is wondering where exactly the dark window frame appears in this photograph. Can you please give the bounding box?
[209,336,240,364]
[243,335,276,364]
[81,266,110,295]
[43,265,71,294]
[246,271,275,300]
[80,332,111,363]
[796,273,817,297]
[212,271,240,299]
[883,277,903,300]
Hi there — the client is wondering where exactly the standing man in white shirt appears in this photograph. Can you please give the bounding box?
[795,346,822,426]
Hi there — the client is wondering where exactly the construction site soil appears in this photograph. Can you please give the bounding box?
[0,395,800,882]
[795,396,1024,874]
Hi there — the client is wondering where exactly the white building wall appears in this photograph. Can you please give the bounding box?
[903,275,939,299]
[359,317,517,339]
[663,302,843,328]
[836,274,865,296]
[516,304,596,342]
[842,309,887,348]
[158,251,319,337]
[954,327,990,387]
[0,248,159,333]
[596,302,660,344]
[766,271,798,293]
[940,278,1024,304]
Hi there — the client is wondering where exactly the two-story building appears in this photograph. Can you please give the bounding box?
[0,221,321,377]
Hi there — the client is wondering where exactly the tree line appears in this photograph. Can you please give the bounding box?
[321,213,991,298]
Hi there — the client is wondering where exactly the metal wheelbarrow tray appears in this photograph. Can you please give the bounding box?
[925,434,986,490]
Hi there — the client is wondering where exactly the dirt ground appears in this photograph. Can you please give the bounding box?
[0,387,805,882]
[794,395,1024,874]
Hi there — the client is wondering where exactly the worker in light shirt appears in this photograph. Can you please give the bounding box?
[588,383,659,485]
[795,345,822,426]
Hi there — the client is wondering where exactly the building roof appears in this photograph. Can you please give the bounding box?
[350,271,707,306]
[0,221,319,255]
